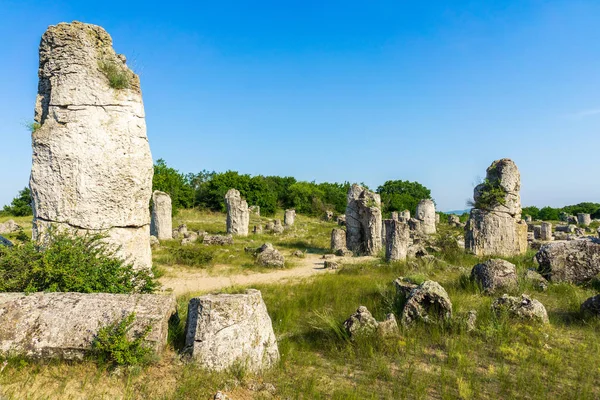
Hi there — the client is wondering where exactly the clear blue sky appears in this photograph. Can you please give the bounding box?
[1,0,599,211]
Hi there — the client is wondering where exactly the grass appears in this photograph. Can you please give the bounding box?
[1,212,600,399]
[98,60,131,89]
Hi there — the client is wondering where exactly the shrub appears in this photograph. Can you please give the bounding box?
[98,60,130,89]
[470,178,506,210]
[170,246,214,267]
[90,312,155,368]
[25,121,41,133]
[1,187,33,217]
[0,231,156,293]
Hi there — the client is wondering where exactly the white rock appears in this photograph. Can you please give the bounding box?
[150,191,172,240]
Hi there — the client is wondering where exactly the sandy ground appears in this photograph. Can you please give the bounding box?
[159,253,376,296]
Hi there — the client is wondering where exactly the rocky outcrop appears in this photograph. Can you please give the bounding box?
[30,22,153,270]
[540,222,553,241]
[415,199,436,234]
[0,292,176,359]
[401,281,452,326]
[491,294,549,324]
[343,306,399,339]
[345,184,382,256]
[271,220,284,234]
[577,213,591,227]
[535,238,600,283]
[384,219,410,261]
[203,234,234,245]
[184,289,279,371]
[581,295,600,316]
[256,243,285,267]
[465,159,528,256]
[284,209,296,226]
[150,191,172,240]
[225,189,249,236]
[471,259,517,293]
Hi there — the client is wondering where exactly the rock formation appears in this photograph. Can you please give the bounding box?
[330,229,347,252]
[284,209,296,226]
[491,294,548,324]
[345,184,382,256]
[256,243,285,267]
[578,213,591,227]
[470,259,517,293]
[465,159,527,256]
[184,289,279,371]
[535,238,600,283]
[384,219,410,261]
[401,280,452,326]
[415,199,436,234]
[29,22,153,270]
[0,292,176,359]
[0,220,21,235]
[225,189,249,236]
[540,222,553,241]
[150,191,172,240]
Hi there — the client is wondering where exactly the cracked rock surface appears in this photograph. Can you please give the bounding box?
[30,22,153,269]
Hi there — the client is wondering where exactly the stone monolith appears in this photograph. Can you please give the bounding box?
[284,209,296,226]
[384,219,410,261]
[30,22,153,270]
[225,189,249,236]
[345,184,382,256]
[150,191,172,240]
[415,199,436,234]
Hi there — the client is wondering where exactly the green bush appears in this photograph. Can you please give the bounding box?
[377,180,432,216]
[0,231,156,293]
[1,187,33,217]
[98,60,130,89]
[170,246,214,267]
[91,312,154,368]
[471,178,506,210]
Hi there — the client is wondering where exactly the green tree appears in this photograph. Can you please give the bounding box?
[376,180,432,215]
[521,206,540,220]
[152,159,194,212]
[538,206,560,221]
[1,187,33,217]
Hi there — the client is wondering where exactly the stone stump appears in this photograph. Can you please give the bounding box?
[540,222,553,241]
[284,209,296,226]
[415,199,436,234]
[331,229,347,252]
[29,22,153,270]
[150,191,172,240]
[384,219,410,261]
[225,189,249,236]
[345,184,382,256]
[578,213,591,227]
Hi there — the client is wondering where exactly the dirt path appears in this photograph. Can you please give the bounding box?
[159,253,376,296]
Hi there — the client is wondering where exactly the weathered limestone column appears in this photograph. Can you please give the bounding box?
[448,214,460,225]
[331,229,346,252]
[384,219,410,261]
[391,211,399,221]
[284,209,296,226]
[465,159,528,256]
[540,222,553,241]
[225,189,249,236]
[345,184,382,256]
[578,213,591,227]
[415,199,436,234]
[150,191,172,240]
[30,22,153,270]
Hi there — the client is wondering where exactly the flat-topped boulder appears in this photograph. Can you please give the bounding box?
[0,292,176,360]
[184,289,279,371]
[535,238,600,283]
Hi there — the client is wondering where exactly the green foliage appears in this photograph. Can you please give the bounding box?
[1,187,33,217]
[25,121,41,133]
[471,178,506,210]
[377,180,432,215]
[98,60,130,89]
[0,231,156,293]
[91,312,154,368]
[522,206,540,220]
[538,206,560,221]
[153,159,195,212]
[167,246,214,267]
[521,202,600,221]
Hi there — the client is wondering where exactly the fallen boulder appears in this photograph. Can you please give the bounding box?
[581,295,600,317]
[401,281,452,326]
[184,289,279,371]
[535,238,600,283]
[0,220,21,235]
[0,292,176,359]
[256,243,285,267]
[0,235,13,247]
[203,234,234,246]
[491,294,548,324]
[470,259,517,293]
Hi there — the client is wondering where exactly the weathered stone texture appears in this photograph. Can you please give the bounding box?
[415,199,436,234]
[256,243,285,267]
[184,289,279,371]
[0,220,21,235]
[0,292,176,359]
[225,189,249,236]
[30,22,153,270]
[345,184,382,256]
[465,159,527,257]
[471,259,517,293]
[492,294,548,324]
[384,219,410,261]
[284,209,296,226]
[581,295,600,316]
[150,191,172,240]
[578,213,591,226]
[535,239,600,283]
[401,281,452,326]
[330,229,347,252]
[540,222,552,241]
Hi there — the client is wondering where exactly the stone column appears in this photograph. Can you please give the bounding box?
[345,184,382,256]
[331,229,346,252]
[416,199,436,234]
[284,209,296,226]
[150,191,172,240]
[384,219,410,261]
[540,222,553,241]
[29,22,153,270]
[578,214,591,227]
[225,189,249,236]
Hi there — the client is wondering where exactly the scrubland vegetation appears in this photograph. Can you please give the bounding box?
[1,210,599,399]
